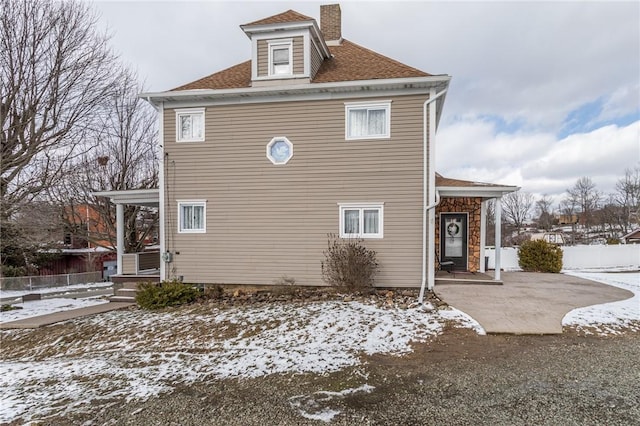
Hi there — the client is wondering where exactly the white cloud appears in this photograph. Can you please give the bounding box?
[437,120,640,201]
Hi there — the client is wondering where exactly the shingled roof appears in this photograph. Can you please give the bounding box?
[435,173,507,188]
[172,39,431,91]
[243,10,314,26]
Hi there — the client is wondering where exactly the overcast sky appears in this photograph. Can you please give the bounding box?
[92,0,639,206]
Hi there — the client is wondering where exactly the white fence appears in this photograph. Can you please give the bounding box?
[485,245,640,271]
[0,271,103,292]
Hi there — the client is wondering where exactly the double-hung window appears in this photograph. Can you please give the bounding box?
[345,101,391,140]
[269,40,292,76]
[176,108,205,142]
[178,201,206,233]
[339,203,384,239]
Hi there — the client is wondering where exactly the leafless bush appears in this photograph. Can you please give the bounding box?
[321,233,378,293]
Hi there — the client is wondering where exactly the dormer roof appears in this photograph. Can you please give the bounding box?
[243,9,314,27]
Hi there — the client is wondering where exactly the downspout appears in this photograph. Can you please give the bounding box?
[156,100,166,282]
[418,88,448,305]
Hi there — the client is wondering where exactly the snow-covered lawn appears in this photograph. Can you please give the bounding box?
[0,300,479,424]
[563,271,640,334]
[0,271,638,424]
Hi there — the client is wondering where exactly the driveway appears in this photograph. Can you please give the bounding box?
[434,271,634,334]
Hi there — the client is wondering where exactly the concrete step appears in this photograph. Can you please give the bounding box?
[115,288,138,297]
[121,282,140,290]
[109,295,136,303]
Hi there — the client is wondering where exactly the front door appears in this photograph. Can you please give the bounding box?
[441,213,468,270]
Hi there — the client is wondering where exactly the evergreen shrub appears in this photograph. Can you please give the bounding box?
[518,239,563,273]
[136,279,200,310]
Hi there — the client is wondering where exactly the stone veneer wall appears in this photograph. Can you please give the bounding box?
[435,197,483,272]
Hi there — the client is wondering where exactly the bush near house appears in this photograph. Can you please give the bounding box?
[136,279,201,310]
[321,234,379,292]
[518,239,563,273]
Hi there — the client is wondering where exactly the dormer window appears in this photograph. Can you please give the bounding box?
[269,40,292,76]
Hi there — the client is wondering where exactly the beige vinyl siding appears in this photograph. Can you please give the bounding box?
[310,40,323,78]
[257,40,268,77]
[163,94,431,288]
[256,36,304,77]
[121,254,137,275]
[292,36,304,74]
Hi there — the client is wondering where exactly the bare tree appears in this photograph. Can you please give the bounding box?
[559,196,578,244]
[502,191,534,234]
[597,194,626,238]
[566,177,601,236]
[614,166,640,231]
[0,0,118,221]
[535,194,555,231]
[54,70,159,252]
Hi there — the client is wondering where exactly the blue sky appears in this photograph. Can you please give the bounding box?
[92,0,640,206]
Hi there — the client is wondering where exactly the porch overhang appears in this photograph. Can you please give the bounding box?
[93,189,160,276]
[436,185,519,198]
[93,189,159,207]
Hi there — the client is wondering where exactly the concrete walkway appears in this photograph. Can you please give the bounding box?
[434,272,634,334]
[0,302,134,329]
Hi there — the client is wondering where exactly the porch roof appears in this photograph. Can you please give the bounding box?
[436,173,519,198]
[93,189,159,207]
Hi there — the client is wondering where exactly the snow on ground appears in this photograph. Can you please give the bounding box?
[0,301,475,424]
[0,297,109,323]
[0,281,113,299]
[289,383,375,422]
[563,271,640,334]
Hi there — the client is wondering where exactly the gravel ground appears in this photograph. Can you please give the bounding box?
[38,327,639,426]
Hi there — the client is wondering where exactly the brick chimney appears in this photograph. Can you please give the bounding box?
[320,4,342,45]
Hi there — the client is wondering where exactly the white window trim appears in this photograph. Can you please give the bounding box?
[268,39,293,77]
[177,200,206,234]
[266,136,294,165]
[338,203,384,239]
[175,108,205,143]
[344,101,391,140]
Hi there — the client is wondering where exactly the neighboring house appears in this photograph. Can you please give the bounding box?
[621,229,640,244]
[98,5,517,294]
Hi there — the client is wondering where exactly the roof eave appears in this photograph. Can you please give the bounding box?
[240,20,316,37]
[140,75,451,105]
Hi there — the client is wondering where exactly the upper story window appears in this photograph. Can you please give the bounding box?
[176,108,205,142]
[339,203,384,239]
[345,101,391,140]
[178,201,206,233]
[269,40,293,76]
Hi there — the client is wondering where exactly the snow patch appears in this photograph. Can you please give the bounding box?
[563,271,640,334]
[289,384,375,423]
